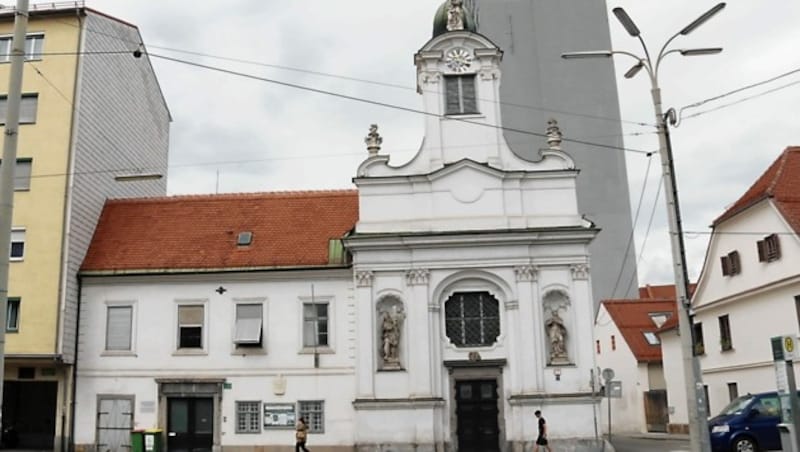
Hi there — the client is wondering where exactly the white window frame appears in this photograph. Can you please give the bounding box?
[6,297,19,332]
[298,400,325,433]
[103,301,137,355]
[174,299,208,355]
[0,33,44,63]
[235,401,261,434]
[299,295,334,354]
[232,298,267,354]
[0,93,38,124]
[10,228,24,261]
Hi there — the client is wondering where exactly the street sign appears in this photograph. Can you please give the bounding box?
[606,380,622,398]
[602,368,615,382]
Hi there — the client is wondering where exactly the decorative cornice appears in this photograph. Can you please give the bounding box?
[505,300,519,310]
[355,271,374,287]
[405,269,430,286]
[570,263,590,281]
[508,391,596,406]
[514,265,538,282]
[352,397,445,410]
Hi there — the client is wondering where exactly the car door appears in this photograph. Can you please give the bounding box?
[749,395,781,450]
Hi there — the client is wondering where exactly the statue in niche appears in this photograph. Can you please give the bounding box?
[545,310,569,364]
[379,305,405,369]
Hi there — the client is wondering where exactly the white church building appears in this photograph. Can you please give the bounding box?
[74,2,602,451]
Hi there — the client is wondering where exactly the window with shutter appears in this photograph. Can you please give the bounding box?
[303,303,329,348]
[729,251,741,275]
[6,297,19,332]
[9,228,24,260]
[106,305,133,351]
[719,314,732,350]
[765,234,780,262]
[0,158,32,190]
[0,94,38,124]
[234,303,263,347]
[178,305,204,349]
[720,255,730,276]
[693,322,705,355]
[444,75,478,115]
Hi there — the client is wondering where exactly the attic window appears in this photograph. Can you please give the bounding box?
[757,234,781,262]
[237,231,253,246]
[643,332,660,345]
[720,250,741,276]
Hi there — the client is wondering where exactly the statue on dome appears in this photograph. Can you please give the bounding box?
[446,0,465,31]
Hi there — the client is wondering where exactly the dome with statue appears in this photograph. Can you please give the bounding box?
[432,0,477,37]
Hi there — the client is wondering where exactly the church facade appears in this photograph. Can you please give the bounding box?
[74,2,602,451]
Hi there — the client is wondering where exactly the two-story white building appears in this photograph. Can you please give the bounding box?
[661,146,800,431]
[74,2,602,451]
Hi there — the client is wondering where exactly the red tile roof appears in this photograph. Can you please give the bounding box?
[81,190,358,273]
[601,299,678,362]
[638,283,696,299]
[714,146,800,231]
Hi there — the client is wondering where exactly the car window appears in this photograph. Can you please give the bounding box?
[719,394,755,416]
[758,396,781,417]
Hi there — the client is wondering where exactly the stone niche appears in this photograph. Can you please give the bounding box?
[377,296,405,370]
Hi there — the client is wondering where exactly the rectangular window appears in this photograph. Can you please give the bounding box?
[611,334,616,351]
[719,315,732,351]
[757,234,781,262]
[234,303,263,347]
[703,385,711,415]
[720,250,741,276]
[10,228,24,260]
[0,158,32,190]
[0,94,38,124]
[728,382,739,401]
[298,400,324,433]
[178,305,204,349]
[0,34,44,62]
[303,303,328,348]
[693,322,705,355]
[235,401,261,433]
[105,305,133,351]
[6,297,19,332]
[596,339,601,354]
[643,332,660,345]
[444,75,478,115]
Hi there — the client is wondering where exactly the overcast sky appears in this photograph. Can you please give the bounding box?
[80,1,800,287]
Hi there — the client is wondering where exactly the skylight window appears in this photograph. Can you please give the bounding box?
[643,332,660,345]
[237,231,253,246]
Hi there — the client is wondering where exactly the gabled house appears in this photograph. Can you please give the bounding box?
[595,289,678,434]
[661,146,800,431]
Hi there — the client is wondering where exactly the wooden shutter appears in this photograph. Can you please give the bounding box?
[757,239,767,262]
[445,76,461,115]
[730,251,741,274]
[720,255,730,276]
[461,76,478,113]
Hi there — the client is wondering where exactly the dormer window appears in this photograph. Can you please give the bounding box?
[720,250,741,276]
[757,234,781,262]
[444,75,478,115]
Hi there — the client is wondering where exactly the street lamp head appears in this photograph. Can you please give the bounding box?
[561,51,613,59]
[679,2,726,35]
[623,61,644,79]
[612,7,641,37]
[679,47,723,56]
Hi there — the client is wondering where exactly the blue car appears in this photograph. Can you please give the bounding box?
[708,391,786,452]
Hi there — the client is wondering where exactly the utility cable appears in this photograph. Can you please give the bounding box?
[146,51,653,156]
[681,79,800,121]
[622,175,664,298]
[607,152,655,300]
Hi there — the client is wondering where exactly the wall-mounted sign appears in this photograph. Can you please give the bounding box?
[263,403,296,429]
[606,381,622,398]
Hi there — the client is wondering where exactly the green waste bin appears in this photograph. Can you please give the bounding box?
[130,430,145,452]
[143,429,163,452]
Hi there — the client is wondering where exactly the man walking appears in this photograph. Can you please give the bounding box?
[534,410,552,452]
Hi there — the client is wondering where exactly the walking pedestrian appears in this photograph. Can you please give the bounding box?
[295,417,310,452]
[534,410,552,452]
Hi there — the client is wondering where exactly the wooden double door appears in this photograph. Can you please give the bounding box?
[167,397,214,452]
[455,379,500,452]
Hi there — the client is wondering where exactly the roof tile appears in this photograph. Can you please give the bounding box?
[600,299,678,362]
[81,190,358,272]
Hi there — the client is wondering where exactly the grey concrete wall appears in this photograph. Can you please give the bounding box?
[474,0,639,304]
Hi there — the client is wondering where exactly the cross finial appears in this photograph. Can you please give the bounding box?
[215,286,227,295]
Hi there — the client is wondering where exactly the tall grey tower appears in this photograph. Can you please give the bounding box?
[474,0,639,303]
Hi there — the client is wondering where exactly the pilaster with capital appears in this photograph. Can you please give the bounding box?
[568,262,593,371]
[354,270,376,398]
[514,265,542,393]
[406,268,434,397]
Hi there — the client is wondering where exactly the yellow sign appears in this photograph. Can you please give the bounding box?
[786,336,795,354]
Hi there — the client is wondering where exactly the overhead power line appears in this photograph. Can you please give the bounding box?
[146,51,653,156]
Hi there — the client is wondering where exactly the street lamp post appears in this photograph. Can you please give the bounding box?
[563,4,726,452]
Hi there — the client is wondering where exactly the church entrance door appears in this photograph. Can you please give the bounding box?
[455,379,500,452]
